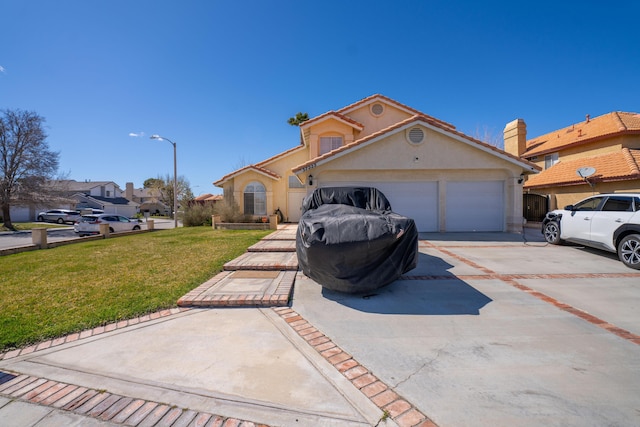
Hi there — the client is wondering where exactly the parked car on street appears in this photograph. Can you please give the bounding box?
[74,214,142,236]
[37,209,81,224]
[542,193,640,269]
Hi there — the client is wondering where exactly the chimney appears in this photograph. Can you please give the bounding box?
[503,119,527,157]
[125,182,134,200]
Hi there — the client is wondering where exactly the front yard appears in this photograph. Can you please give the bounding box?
[0,227,270,351]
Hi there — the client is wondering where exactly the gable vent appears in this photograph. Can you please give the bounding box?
[407,127,425,144]
[370,103,384,116]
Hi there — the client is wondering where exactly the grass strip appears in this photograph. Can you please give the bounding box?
[0,227,270,351]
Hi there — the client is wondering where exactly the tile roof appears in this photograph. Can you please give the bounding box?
[524,148,640,189]
[524,111,640,157]
[299,111,364,130]
[194,193,223,202]
[336,94,456,130]
[214,164,281,187]
[293,114,539,174]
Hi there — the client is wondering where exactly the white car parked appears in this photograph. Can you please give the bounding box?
[74,214,142,236]
[542,193,640,269]
[37,209,81,224]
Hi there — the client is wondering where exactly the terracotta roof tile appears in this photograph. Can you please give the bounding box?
[335,94,456,130]
[524,148,640,189]
[213,164,281,187]
[524,111,640,157]
[194,193,223,202]
[299,111,364,130]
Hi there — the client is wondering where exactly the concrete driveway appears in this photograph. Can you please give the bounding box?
[292,228,640,426]
[1,226,639,427]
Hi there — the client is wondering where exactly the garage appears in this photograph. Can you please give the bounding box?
[321,181,439,232]
[445,181,504,231]
[321,180,505,232]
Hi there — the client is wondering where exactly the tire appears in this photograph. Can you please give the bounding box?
[57,218,64,224]
[109,227,115,233]
[618,234,640,270]
[543,221,562,245]
[37,216,44,222]
[133,225,140,231]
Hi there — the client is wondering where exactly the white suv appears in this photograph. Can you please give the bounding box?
[542,193,640,269]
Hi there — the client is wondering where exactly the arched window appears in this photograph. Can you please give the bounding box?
[244,181,266,215]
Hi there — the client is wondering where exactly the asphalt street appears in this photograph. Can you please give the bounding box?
[0,218,175,250]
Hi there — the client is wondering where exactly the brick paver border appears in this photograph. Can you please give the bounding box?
[419,241,640,346]
[273,307,438,427]
[0,370,270,427]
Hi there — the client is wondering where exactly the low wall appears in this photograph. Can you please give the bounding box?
[213,223,272,230]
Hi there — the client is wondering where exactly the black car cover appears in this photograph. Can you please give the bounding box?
[296,187,419,294]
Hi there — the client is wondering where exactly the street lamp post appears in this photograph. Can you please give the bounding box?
[150,135,178,228]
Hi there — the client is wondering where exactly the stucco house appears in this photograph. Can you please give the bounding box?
[504,112,640,218]
[215,94,540,232]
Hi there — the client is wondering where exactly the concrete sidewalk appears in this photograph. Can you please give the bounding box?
[1,225,639,426]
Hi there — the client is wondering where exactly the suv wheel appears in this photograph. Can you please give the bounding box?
[618,234,640,270]
[543,221,562,245]
[37,216,44,222]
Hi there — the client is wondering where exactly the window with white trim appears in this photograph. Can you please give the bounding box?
[243,181,266,215]
[544,153,559,169]
[319,136,343,155]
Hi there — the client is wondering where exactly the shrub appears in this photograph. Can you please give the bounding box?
[215,198,245,223]
[182,203,216,227]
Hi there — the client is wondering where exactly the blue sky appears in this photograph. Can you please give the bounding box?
[2,1,638,196]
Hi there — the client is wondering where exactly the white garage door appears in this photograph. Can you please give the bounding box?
[321,181,439,232]
[446,181,504,231]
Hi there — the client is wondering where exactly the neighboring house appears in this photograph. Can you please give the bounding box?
[62,180,138,217]
[192,193,223,205]
[6,179,137,222]
[215,94,540,232]
[124,182,169,215]
[504,112,640,218]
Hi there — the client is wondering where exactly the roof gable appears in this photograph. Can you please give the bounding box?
[214,164,281,187]
[337,94,456,130]
[524,111,640,157]
[293,114,539,174]
[299,111,364,131]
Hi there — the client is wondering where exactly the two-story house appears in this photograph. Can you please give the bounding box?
[67,180,139,217]
[504,112,640,219]
[215,94,539,233]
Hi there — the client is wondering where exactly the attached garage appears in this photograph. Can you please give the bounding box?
[445,181,504,231]
[322,181,439,232]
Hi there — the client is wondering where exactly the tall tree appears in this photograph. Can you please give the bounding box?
[0,109,59,230]
[287,112,309,126]
[144,174,192,218]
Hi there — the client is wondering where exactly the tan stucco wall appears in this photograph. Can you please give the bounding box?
[305,125,526,232]
[224,146,309,221]
[345,103,413,138]
[534,181,640,211]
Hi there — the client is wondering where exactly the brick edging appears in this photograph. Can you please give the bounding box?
[0,371,271,427]
[272,307,438,427]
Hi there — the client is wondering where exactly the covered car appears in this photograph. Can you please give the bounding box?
[296,187,418,294]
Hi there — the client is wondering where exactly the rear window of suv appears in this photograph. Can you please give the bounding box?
[602,196,634,212]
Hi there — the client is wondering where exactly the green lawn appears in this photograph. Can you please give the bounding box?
[0,227,270,352]
[1,222,70,232]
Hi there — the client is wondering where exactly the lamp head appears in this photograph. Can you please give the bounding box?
[150,134,163,141]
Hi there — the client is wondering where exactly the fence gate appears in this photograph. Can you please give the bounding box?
[523,193,549,223]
